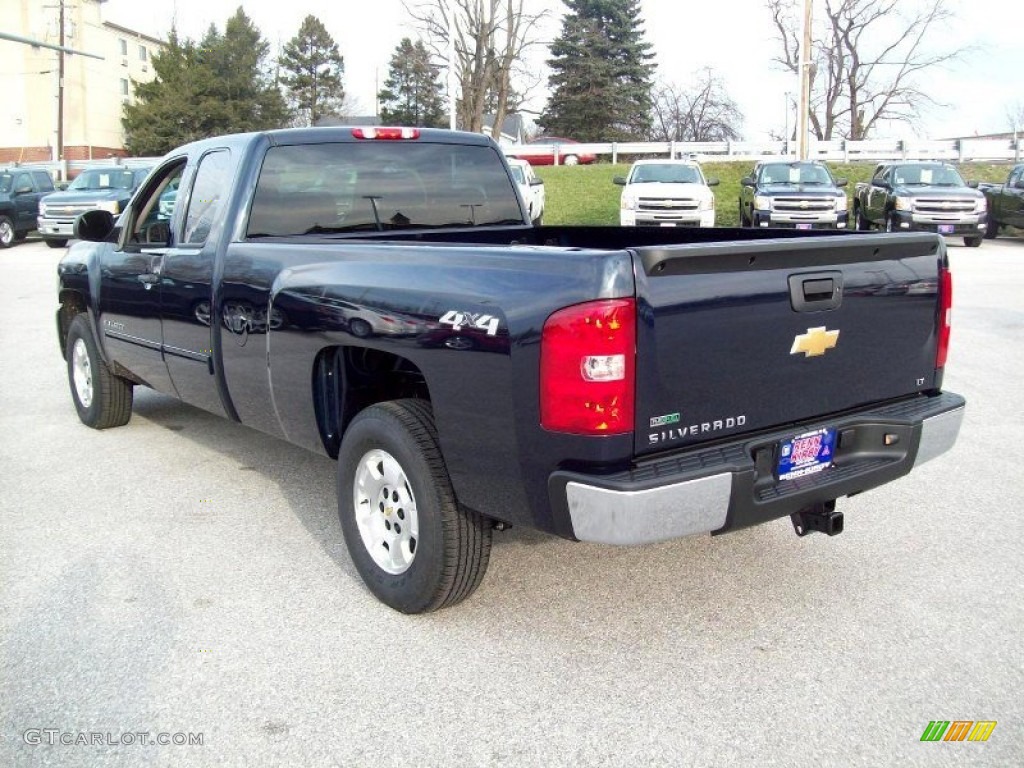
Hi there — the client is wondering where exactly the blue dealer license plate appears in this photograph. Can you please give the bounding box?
[777,428,836,481]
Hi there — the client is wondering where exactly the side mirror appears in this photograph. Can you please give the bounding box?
[835,178,848,187]
[966,180,979,189]
[613,176,627,186]
[706,176,720,187]
[74,209,115,242]
[741,176,756,187]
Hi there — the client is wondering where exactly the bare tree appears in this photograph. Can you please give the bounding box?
[768,0,964,140]
[650,69,743,142]
[403,0,548,137]
[1007,101,1024,135]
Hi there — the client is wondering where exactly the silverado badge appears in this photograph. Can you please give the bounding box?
[791,326,840,357]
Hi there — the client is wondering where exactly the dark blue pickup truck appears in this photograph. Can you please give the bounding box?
[56,127,965,612]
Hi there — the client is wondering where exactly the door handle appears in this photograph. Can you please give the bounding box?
[789,271,843,312]
[138,273,160,287]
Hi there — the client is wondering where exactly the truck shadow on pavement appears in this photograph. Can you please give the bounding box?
[129,388,853,637]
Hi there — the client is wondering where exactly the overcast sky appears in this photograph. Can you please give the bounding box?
[103,0,1022,140]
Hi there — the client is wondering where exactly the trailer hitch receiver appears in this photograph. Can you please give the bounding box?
[791,500,844,537]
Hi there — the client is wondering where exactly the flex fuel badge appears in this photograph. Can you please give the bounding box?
[650,412,681,428]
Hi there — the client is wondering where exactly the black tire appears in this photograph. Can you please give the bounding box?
[984,218,999,239]
[739,202,750,228]
[65,314,133,429]
[45,238,69,249]
[964,236,982,248]
[337,399,492,613]
[855,204,871,231]
[0,215,14,248]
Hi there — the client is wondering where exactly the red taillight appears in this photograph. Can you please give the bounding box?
[937,267,952,368]
[540,299,636,435]
[351,127,421,140]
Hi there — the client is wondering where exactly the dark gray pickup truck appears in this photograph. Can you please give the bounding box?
[853,161,988,247]
[980,163,1024,238]
[57,127,965,612]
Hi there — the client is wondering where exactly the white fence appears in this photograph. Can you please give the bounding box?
[3,137,1020,179]
[504,138,1023,165]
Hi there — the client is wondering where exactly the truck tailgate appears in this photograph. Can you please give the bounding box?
[633,233,945,457]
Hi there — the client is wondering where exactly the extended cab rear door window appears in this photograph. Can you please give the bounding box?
[184,150,232,245]
[246,141,522,236]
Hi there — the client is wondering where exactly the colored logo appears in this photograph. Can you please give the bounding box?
[790,326,840,357]
[920,721,996,742]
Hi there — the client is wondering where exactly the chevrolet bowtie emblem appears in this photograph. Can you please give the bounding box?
[791,326,840,357]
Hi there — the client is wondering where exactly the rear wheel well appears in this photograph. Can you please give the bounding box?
[57,291,88,359]
[313,346,430,459]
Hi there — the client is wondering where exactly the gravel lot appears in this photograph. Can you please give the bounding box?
[1,235,1022,767]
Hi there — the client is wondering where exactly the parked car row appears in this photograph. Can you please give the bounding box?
[6,152,1019,245]
[0,165,151,249]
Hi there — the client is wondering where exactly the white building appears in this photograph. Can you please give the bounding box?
[0,0,163,165]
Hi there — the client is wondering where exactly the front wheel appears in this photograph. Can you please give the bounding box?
[964,236,982,248]
[337,400,492,613]
[0,215,14,248]
[984,218,999,239]
[855,205,871,231]
[45,238,69,249]
[65,314,133,429]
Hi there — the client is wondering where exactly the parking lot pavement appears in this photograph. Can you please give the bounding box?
[1,237,1022,767]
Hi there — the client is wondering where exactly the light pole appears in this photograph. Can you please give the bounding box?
[784,91,791,156]
[796,0,813,160]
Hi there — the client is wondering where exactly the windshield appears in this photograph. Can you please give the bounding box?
[892,164,966,187]
[247,142,524,236]
[759,162,834,185]
[0,175,11,193]
[69,169,138,191]
[629,164,702,184]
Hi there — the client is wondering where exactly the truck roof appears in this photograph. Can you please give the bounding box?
[166,127,496,159]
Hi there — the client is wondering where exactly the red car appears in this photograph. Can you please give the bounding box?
[513,137,597,166]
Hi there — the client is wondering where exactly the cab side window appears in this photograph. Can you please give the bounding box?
[183,150,232,245]
[127,161,186,247]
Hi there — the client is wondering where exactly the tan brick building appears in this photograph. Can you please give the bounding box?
[0,0,163,165]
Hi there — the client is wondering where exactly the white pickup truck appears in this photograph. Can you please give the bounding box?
[506,157,545,225]
[614,159,719,227]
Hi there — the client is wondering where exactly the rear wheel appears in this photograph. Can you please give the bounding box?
[337,400,492,613]
[562,154,579,166]
[964,236,982,248]
[45,238,68,249]
[65,314,133,429]
[0,216,14,248]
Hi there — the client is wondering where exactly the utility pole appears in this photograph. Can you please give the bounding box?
[447,0,456,130]
[57,0,65,177]
[796,0,812,160]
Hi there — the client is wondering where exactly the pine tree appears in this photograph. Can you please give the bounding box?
[123,30,208,155]
[122,10,289,154]
[279,15,346,126]
[202,8,290,131]
[378,38,446,128]
[539,0,656,141]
